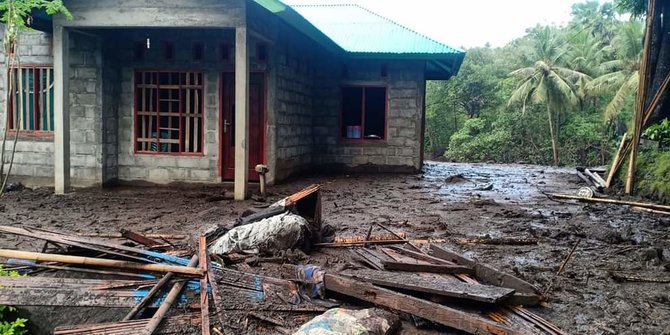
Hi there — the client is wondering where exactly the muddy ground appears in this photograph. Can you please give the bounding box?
[1,161,669,334]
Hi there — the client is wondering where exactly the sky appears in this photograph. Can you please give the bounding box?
[282,0,605,49]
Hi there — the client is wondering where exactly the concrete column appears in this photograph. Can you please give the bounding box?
[54,26,70,194]
[234,27,249,200]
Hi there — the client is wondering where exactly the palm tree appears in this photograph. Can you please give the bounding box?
[508,27,589,166]
[587,20,643,124]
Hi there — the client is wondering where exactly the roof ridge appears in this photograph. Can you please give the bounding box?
[290,3,463,53]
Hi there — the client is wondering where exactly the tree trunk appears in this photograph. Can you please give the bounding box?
[546,104,559,166]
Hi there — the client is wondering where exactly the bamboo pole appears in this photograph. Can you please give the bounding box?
[605,134,629,188]
[0,249,204,277]
[548,193,670,212]
[626,0,657,194]
[122,271,174,321]
[141,255,199,335]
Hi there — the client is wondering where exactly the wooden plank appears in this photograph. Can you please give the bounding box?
[0,249,204,277]
[605,134,629,188]
[342,269,514,304]
[199,236,211,335]
[0,287,197,308]
[584,169,606,188]
[547,193,670,212]
[122,272,174,321]
[324,273,522,335]
[206,253,227,332]
[429,245,540,294]
[54,313,200,335]
[382,261,473,275]
[120,229,162,247]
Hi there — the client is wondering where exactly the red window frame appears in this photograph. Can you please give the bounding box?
[133,70,205,156]
[8,65,55,137]
[340,85,388,143]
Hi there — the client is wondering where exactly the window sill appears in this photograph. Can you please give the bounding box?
[134,151,205,157]
[339,138,387,145]
[8,131,54,141]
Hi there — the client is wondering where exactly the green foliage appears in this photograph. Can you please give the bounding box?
[636,148,670,204]
[0,266,26,335]
[0,0,72,53]
[643,118,670,145]
[426,0,639,168]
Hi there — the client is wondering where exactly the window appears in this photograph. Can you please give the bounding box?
[192,42,204,61]
[341,86,386,140]
[164,42,174,61]
[9,66,54,132]
[256,43,268,63]
[134,71,204,154]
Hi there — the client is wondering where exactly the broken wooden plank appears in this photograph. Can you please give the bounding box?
[121,229,163,247]
[199,236,211,335]
[324,273,523,335]
[455,237,538,246]
[335,232,407,244]
[314,240,407,247]
[342,269,514,304]
[77,233,188,240]
[382,261,473,275]
[0,287,197,308]
[429,245,540,294]
[584,169,606,188]
[0,249,204,277]
[206,253,227,332]
[54,313,200,335]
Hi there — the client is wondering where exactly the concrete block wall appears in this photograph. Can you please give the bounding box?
[0,29,56,184]
[69,33,106,186]
[312,59,426,172]
[109,29,235,184]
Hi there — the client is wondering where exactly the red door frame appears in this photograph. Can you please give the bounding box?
[218,71,267,181]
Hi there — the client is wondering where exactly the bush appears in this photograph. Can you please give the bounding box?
[0,267,27,335]
[636,148,670,204]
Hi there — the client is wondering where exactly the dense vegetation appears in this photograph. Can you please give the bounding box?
[425,0,661,168]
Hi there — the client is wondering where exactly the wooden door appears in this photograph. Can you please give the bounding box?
[221,73,265,181]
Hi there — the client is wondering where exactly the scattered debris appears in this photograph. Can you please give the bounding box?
[294,308,400,335]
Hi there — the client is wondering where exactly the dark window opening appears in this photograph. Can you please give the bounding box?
[133,42,145,61]
[192,42,204,61]
[9,66,55,131]
[381,63,388,77]
[341,86,386,140]
[257,43,268,63]
[164,42,174,61]
[134,70,204,154]
[220,43,230,61]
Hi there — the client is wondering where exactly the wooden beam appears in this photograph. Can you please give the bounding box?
[342,269,514,304]
[324,273,523,334]
[547,193,670,212]
[120,229,163,247]
[605,134,629,188]
[429,245,540,294]
[0,249,204,277]
[382,261,473,275]
[199,236,211,335]
[123,272,175,321]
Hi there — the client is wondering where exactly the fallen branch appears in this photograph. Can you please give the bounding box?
[0,249,204,277]
[543,239,581,296]
[547,193,670,212]
[610,272,670,283]
[455,237,538,246]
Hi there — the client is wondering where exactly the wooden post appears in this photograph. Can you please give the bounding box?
[234,27,249,200]
[199,236,210,335]
[626,0,657,194]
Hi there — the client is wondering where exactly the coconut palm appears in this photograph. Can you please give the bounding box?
[587,20,643,125]
[508,26,589,166]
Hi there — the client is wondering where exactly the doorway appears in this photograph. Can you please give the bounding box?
[220,72,266,181]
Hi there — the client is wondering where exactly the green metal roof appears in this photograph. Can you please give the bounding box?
[253,0,464,79]
[290,4,463,56]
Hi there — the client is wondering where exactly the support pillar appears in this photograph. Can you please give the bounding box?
[54,26,70,194]
[234,27,249,200]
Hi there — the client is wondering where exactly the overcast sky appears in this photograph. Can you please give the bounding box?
[283,0,608,49]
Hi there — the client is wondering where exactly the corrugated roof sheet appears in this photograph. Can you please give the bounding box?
[289,4,463,55]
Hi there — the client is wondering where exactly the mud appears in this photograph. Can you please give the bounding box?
[1,161,669,334]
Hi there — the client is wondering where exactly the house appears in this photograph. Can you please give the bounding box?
[0,0,464,200]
